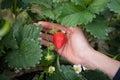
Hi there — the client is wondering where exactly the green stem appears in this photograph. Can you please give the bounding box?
[104,53,114,58]
[57,55,61,71]
[39,71,46,80]
[13,0,17,16]
[0,1,2,20]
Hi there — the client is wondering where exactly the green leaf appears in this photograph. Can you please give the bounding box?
[0,74,10,80]
[12,19,23,43]
[22,0,38,3]
[2,28,18,49]
[20,24,42,42]
[71,0,93,7]
[108,0,120,15]
[47,65,87,80]
[42,6,61,20]
[6,39,42,68]
[71,0,85,7]
[82,0,93,6]
[22,0,52,8]
[39,0,109,26]
[17,11,32,24]
[46,65,64,80]
[82,70,111,80]
[5,24,43,68]
[42,10,55,20]
[85,17,108,39]
[52,0,62,3]
[88,0,110,14]
[56,3,95,26]
[61,65,87,80]
[1,0,14,9]
[0,44,4,57]
[61,11,95,26]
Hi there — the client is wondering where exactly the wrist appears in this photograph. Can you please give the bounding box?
[80,48,120,78]
[79,47,98,70]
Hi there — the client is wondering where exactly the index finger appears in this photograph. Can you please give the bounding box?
[35,21,69,32]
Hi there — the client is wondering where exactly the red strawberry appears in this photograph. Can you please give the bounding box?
[53,32,67,49]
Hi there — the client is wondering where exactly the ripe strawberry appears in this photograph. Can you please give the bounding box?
[53,32,67,49]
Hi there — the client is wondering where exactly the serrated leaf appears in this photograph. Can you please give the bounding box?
[21,24,41,41]
[71,0,93,7]
[6,39,42,68]
[71,0,85,7]
[6,24,42,68]
[61,65,87,80]
[82,0,93,6]
[47,65,87,80]
[13,19,23,43]
[42,7,61,20]
[61,11,95,26]
[85,17,108,39]
[22,0,52,8]
[108,0,120,15]
[88,0,110,14]
[46,65,64,80]
[40,1,62,20]
[57,2,84,23]
[42,10,55,20]
[56,3,95,26]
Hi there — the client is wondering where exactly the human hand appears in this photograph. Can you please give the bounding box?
[35,21,120,78]
[35,21,93,64]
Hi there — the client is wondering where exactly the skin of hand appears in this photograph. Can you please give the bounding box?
[35,21,120,78]
[35,21,92,64]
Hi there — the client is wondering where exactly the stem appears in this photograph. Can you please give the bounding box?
[57,55,61,71]
[104,53,114,58]
[0,1,2,20]
[39,71,46,80]
[13,0,17,16]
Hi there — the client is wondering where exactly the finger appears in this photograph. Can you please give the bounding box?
[41,27,54,34]
[42,39,53,46]
[37,21,68,32]
[41,33,53,42]
[42,27,50,32]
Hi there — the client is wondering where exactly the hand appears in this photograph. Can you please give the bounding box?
[35,21,92,64]
[35,21,120,78]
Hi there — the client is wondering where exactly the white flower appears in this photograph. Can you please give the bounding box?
[48,66,55,74]
[73,64,82,74]
[45,54,52,61]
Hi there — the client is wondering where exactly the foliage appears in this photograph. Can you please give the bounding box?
[46,65,87,80]
[82,70,111,80]
[108,0,120,15]
[0,74,10,80]
[0,0,120,80]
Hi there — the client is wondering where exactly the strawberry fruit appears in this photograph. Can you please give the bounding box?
[53,32,66,49]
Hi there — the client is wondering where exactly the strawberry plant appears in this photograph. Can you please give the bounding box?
[0,0,120,80]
